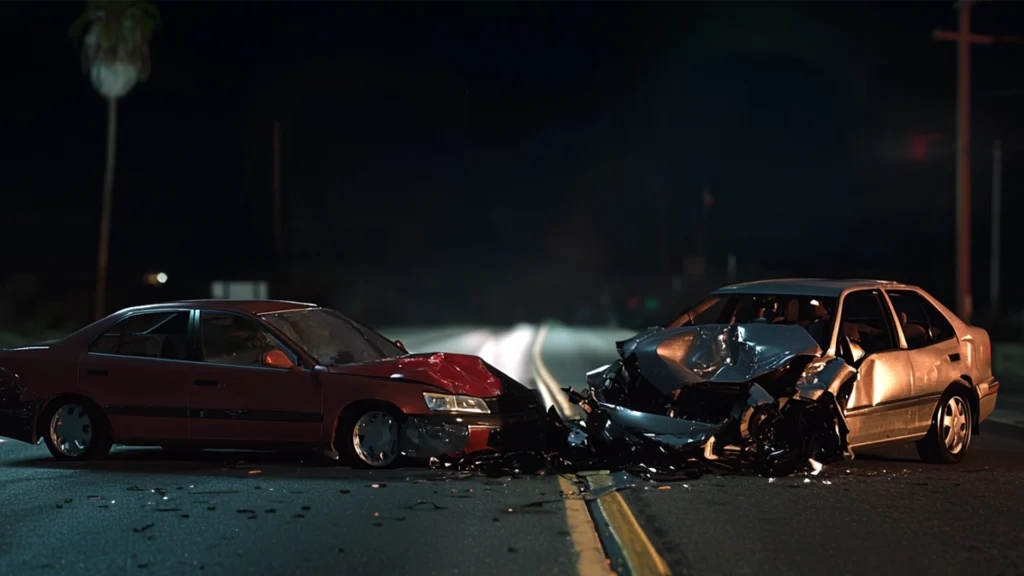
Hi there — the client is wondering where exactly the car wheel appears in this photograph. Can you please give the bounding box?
[42,400,112,462]
[338,407,403,469]
[916,389,972,464]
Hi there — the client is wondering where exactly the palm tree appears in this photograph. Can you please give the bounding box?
[70,0,160,320]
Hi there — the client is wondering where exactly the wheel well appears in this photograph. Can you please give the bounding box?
[35,394,112,442]
[331,400,403,439]
[946,381,980,435]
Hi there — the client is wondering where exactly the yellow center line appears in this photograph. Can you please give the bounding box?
[588,474,672,576]
[559,474,613,576]
[531,323,672,576]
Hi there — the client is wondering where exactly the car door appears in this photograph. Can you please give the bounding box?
[836,289,916,447]
[79,309,193,442]
[187,310,323,444]
[884,289,963,436]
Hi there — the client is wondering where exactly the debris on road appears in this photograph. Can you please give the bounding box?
[405,500,447,510]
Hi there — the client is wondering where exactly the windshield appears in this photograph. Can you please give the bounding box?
[665,292,838,349]
[260,308,405,366]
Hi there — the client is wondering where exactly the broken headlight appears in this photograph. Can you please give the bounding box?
[422,392,491,414]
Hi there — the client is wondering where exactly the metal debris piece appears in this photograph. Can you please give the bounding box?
[406,500,447,510]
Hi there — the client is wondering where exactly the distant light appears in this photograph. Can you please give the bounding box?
[156,272,168,284]
[810,299,820,307]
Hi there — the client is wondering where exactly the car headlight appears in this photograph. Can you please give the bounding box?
[422,392,491,414]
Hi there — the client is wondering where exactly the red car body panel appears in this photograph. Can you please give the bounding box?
[0,300,546,460]
[326,353,505,397]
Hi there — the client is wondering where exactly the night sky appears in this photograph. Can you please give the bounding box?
[4,1,1024,321]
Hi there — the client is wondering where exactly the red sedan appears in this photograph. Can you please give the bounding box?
[0,300,546,467]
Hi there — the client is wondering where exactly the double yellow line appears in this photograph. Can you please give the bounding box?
[530,324,672,576]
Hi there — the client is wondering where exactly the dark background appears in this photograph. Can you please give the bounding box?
[2,1,1023,331]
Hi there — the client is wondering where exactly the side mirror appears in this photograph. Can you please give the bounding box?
[838,335,865,366]
[838,335,856,366]
[394,339,408,353]
[262,349,298,370]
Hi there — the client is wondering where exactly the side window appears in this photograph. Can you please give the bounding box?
[200,312,295,367]
[888,290,956,345]
[886,291,932,350]
[89,320,125,354]
[922,300,956,343]
[838,290,896,355]
[88,312,190,360]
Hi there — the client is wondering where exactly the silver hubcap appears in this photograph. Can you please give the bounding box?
[49,404,93,457]
[351,411,398,467]
[941,396,970,455]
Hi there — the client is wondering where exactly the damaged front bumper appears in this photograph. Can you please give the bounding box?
[399,390,548,459]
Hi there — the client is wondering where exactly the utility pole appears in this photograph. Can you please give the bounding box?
[990,139,1001,313]
[933,0,1024,322]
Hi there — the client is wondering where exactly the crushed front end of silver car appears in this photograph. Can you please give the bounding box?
[559,323,860,476]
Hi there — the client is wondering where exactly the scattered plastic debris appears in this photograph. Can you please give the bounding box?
[406,500,447,510]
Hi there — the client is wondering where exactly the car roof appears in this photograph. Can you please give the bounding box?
[713,278,915,297]
[118,299,319,316]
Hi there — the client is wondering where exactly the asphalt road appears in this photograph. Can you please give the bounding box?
[3,324,1024,576]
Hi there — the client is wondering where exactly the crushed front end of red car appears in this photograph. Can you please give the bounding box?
[329,352,550,461]
[398,359,549,460]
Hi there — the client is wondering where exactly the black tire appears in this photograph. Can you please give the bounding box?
[916,387,973,465]
[335,405,405,469]
[41,399,112,462]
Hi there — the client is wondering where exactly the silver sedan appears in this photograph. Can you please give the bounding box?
[668,278,1000,463]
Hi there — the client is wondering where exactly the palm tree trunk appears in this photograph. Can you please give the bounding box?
[93,97,118,321]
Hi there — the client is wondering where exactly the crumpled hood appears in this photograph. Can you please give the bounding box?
[618,323,823,395]
[326,352,505,397]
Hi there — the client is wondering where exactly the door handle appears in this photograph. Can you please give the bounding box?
[87,369,108,377]
[192,379,220,387]
[947,353,961,362]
